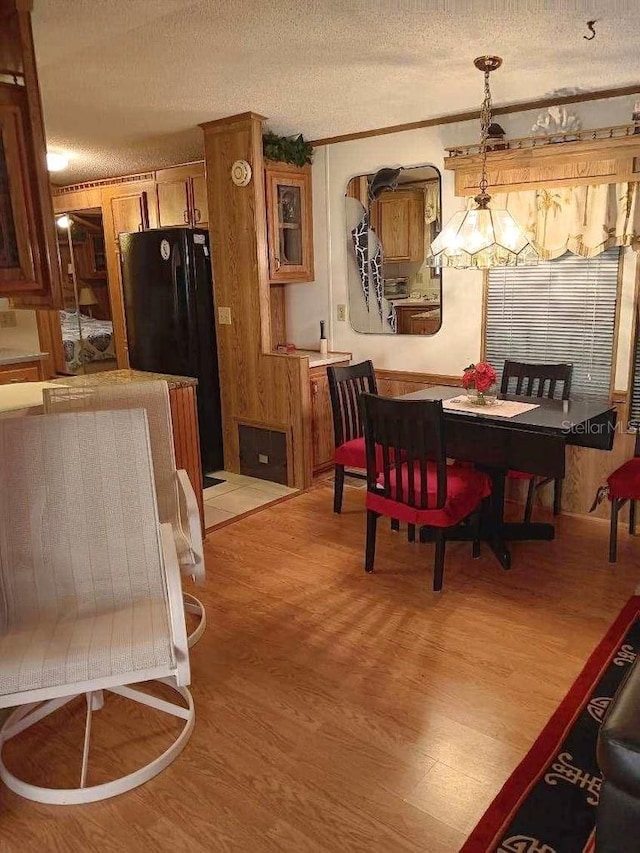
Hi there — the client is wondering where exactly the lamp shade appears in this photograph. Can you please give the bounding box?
[428,205,539,269]
[78,285,98,306]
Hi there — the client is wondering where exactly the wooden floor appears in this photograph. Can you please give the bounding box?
[2,480,639,852]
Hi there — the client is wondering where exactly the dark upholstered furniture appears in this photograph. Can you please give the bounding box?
[360,393,491,591]
[327,360,377,514]
[596,657,640,851]
[501,360,573,522]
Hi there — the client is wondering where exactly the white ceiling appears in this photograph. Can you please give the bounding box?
[32,0,640,184]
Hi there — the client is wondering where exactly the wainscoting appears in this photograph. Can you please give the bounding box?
[375,369,631,520]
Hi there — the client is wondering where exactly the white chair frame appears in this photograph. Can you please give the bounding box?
[0,410,195,804]
[43,383,206,647]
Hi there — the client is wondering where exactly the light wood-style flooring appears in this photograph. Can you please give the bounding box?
[1,482,639,852]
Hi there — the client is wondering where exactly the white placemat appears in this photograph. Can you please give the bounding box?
[443,395,540,418]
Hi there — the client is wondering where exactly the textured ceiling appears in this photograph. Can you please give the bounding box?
[32,0,640,184]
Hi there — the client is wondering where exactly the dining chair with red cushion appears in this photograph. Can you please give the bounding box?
[607,431,640,562]
[327,360,378,513]
[360,393,492,591]
[501,360,573,521]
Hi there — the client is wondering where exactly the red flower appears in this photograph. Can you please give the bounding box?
[461,361,497,393]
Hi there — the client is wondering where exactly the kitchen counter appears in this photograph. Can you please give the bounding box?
[0,348,47,365]
[50,368,197,390]
[273,349,352,368]
[0,381,60,415]
[387,301,440,311]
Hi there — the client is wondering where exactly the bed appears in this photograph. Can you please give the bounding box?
[60,310,116,373]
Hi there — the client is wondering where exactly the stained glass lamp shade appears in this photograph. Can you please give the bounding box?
[429,206,539,269]
[429,56,538,270]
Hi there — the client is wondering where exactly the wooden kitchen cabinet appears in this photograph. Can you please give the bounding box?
[156,163,208,228]
[0,2,62,308]
[265,160,314,283]
[310,361,349,473]
[101,180,157,367]
[0,357,43,384]
[108,191,150,239]
[371,189,424,262]
[394,304,440,335]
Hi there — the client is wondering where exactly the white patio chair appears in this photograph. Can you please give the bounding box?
[44,381,206,647]
[0,409,194,804]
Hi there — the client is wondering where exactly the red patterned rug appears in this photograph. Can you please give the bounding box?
[461,596,640,853]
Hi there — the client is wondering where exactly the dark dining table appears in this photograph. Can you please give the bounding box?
[397,385,617,569]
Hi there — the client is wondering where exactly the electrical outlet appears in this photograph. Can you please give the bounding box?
[258,454,269,464]
[218,307,232,325]
[336,303,347,322]
[0,310,17,328]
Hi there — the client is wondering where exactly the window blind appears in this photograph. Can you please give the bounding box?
[629,318,640,424]
[485,248,620,398]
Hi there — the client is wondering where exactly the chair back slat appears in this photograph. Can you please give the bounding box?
[0,410,164,628]
[360,394,447,511]
[328,361,378,446]
[500,360,573,401]
[44,382,178,526]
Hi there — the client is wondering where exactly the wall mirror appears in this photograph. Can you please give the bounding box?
[54,209,116,375]
[345,165,442,335]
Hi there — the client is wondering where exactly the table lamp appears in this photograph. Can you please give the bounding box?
[78,284,98,318]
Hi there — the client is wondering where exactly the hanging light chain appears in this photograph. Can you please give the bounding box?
[478,68,492,197]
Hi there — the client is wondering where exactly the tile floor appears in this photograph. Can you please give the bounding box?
[203,470,298,530]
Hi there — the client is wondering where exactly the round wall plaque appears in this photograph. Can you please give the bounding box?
[231,159,252,187]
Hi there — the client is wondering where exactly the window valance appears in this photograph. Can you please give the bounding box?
[489,183,640,260]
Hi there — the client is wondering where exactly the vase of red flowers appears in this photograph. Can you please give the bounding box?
[462,362,498,405]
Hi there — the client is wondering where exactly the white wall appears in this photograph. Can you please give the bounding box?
[0,299,41,353]
[286,94,638,385]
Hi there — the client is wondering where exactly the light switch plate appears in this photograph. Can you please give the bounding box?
[218,307,232,325]
[258,454,269,464]
[336,304,347,322]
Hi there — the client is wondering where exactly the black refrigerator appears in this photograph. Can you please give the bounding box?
[120,227,223,475]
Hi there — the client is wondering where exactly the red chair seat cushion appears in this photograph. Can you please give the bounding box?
[334,437,367,468]
[367,462,491,528]
[334,438,395,471]
[607,458,640,501]
[507,469,535,481]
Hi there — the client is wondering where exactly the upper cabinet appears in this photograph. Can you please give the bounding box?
[370,189,424,263]
[156,163,208,228]
[0,1,62,307]
[264,160,314,283]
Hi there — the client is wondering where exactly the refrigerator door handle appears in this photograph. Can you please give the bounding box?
[171,242,189,366]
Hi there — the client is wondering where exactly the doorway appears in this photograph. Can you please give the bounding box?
[54,209,117,375]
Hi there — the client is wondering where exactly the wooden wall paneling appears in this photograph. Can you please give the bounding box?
[35,309,64,376]
[269,284,287,349]
[201,112,312,489]
[169,384,204,531]
[376,369,461,398]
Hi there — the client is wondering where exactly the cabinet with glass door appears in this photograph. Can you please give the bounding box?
[264,161,314,283]
[0,2,62,307]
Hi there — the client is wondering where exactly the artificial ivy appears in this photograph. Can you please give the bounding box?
[263,131,313,167]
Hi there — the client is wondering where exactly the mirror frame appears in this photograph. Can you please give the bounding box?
[345,163,443,337]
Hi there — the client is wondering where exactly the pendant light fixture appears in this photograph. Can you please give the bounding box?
[428,56,539,269]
